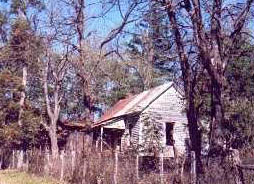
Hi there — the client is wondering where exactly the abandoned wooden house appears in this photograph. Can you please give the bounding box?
[92,82,190,160]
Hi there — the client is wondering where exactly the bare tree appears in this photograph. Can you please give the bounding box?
[160,0,254,150]
[42,49,68,158]
[73,0,94,119]
[50,0,96,120]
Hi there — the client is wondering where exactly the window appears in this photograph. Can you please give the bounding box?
[165,123,174,146]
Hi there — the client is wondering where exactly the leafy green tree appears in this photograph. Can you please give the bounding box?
[0,0,45,150]
[224,43,254,149]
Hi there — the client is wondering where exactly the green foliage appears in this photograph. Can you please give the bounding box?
[140,113,163,156]
[225,99,254,149]
[0,70,43,149]
[224,44,254,149]
[20,105,42,148]
[226,45,254,99]
[193,42,254,151]
[0,16,44,149]
[126,34,174,88]
[0,124,21,147]
[0,103,44,149]
[0,69,22,90]
[8,18,43,68]
[0,70,22,129]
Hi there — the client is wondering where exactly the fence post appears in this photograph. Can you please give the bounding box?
[160,153,164,183]
[71,150,76,174]
[24,150,28,171]
[113,147,119,184]
[70,136,76,175]
[100,127,103,152]
[17,150,20,169]
[82,157,87,184]
[44,148,50,175]
[0,149,2,169]
[36,148,39,172]
[191,151,197,184]
[60,150,65,181]
[12,150,15,169]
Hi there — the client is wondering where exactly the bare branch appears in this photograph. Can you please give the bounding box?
[100,1,139,48]
[43,58,54,120]
[40,116,50,131]
[230,0,254,40]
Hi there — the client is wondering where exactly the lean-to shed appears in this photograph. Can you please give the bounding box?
[92,82,190,158]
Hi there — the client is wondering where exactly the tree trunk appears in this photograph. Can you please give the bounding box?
[43,59,61,161]
[187,94,202,173]
[17,150,24,170]
[49,125,59,159]
[166,6,203,174]
[18,66,27,126]
[49,127,59,173]
[209,78,225,152]
[191,151,197,184]
[75,0,94,121]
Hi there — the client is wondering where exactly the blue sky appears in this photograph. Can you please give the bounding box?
[0,0,252,45]
[0,0,129,38]
[86,0,123,37]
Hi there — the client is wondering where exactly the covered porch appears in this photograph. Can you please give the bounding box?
[92,119,125,152]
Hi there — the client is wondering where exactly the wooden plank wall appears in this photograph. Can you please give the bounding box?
[121,116,140,150]
[141,86,189,155]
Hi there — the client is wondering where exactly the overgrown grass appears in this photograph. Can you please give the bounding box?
[0,170,63,184]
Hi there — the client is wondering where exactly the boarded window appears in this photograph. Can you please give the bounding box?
[166,123,174,146]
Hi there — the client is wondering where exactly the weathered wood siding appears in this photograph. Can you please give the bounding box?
[66,131,93,153]
[121,116,140,150]
[121,123,130,150]
[140,86,189,156]
[130,120,140,146]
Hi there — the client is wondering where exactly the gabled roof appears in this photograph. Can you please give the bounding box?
[93,82,178,128]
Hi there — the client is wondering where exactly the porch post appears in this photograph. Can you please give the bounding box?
[95,138,99,150]
[136,154,139,180]
[100,127,103,152]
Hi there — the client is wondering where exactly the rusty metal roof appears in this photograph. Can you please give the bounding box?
[97,95,137,123]
[93,82,174,128]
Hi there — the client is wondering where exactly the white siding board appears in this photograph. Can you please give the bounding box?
[130,121,140,146]
[141,85,189,155]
